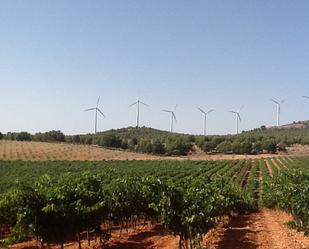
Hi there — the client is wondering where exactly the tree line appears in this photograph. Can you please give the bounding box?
[1,124,309,156]
[0,130,65,142]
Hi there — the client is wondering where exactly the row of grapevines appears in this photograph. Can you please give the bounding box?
[0,171,254,248]
[263,169,309,235]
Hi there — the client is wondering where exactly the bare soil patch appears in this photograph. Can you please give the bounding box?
[287,144,309,155]
[203,209,309,249]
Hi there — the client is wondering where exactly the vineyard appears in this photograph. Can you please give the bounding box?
[0,157,308,248]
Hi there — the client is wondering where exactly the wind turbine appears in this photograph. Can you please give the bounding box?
[197,107,214,136]
[270,98,285,127]
[162,106,177,132]
[228,108,242,135]
[128,97,149,127]
[84,96,105,134]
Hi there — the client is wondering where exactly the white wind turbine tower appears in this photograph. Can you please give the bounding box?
[128,97,149,128]
[270,99,285,127]
[162,105,177,132]
[228,108,242,135]
[197,107,214,136]
[84,96,105,134]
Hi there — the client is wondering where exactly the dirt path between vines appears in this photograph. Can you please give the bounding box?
[204,209,309,249]
[9,209,309,249]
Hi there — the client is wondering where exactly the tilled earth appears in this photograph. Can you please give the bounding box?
[8,209,309,249]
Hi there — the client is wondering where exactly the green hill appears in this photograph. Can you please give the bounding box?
[2,121,309,156]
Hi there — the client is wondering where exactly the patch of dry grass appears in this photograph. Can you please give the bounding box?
[0,140,296,161]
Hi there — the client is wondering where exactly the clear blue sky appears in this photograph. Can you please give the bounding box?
[1,0,309,135]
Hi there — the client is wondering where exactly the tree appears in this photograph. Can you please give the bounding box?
[201,141,216,153]
[166,139,192,156]
[152,140,166,154]
[128,137,138,150]
[216,141,232,153]
[99,134,122,148]
[16,132,32,141]
[260,125,267,131]
[240,141,252,154]
[85,136,93,145]
[72,135,81,144]
[33,131,65,142]
[231,141,241,154]
[121,140,129,150]
[252,141,262,154]
[277,142,287,152]
[262,139,277,153]
[137,139,153,154]
[0,132,3,140]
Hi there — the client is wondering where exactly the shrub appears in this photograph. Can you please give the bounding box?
[99,134,122,148]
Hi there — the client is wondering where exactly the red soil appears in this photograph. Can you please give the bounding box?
[8,209,309,249]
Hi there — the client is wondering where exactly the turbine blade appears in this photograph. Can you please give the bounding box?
[140,101,149,107]
[174,104,178,110]
[281,99,286,104]
[162,109,171,113]
[128,101,138,108]
[172,112,177,122]
[197,107,206,114]
[97,96,100,107]
[237,113,241,122]
[84,108,96,111]
[228,110,237,114]
[207,109,215,114]
[303,96,309,99]
[97,108,105,117]
[270,99,279,105]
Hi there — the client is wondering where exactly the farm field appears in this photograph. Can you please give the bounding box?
[0,140,294,161]
[1,157,309,249]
